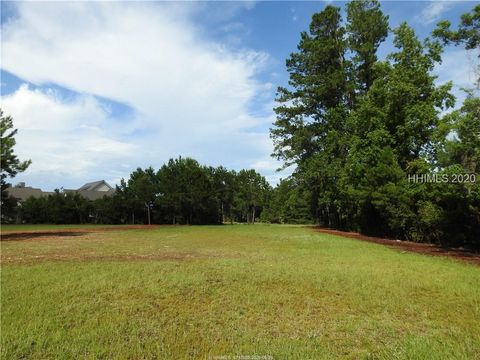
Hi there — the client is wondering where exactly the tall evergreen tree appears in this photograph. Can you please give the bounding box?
[272,5,349,224]
[346,0,389,95]
[344,23,454,237]
[234,169,271,223]
[0,109,31,222]
[271,3,389,226]
[272,5,347,166]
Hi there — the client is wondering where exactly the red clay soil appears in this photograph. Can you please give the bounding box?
[313,227,480,265]
[0,225,159,241]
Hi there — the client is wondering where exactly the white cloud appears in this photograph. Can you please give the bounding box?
[416,1,453,25]
[220,22,247,33]
[1,85,135,189]
[290,8,298,22]
[250,159,280,172]
[435,48,480,107]
[1,2,283,188]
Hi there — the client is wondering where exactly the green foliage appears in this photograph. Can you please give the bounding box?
[260,178,312,224]
[346,0,389,94]
[433,4,480,50]
[207,166,237,223]
[270,2,479,248]
[272,5,347,167]
[20,191,91,224]
[0,109,31,222]
[12,157,272,226]
[429,93,480,247]
[438,93,480,172]
[156,157,217,224]
[233,169,271,223]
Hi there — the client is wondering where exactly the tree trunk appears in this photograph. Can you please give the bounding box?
[221,202,225,223]
[252,207,256,224]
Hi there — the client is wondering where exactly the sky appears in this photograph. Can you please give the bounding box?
[1,1,478,191]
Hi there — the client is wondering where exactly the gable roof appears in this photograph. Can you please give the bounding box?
[6,181,115,202]
[6,186,50,201]
[78,180,113,192]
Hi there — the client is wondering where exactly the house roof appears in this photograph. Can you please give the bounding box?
[78,180,113,192]
[6,180,115,202]
[63,188,115,200]
[6,186,53,201]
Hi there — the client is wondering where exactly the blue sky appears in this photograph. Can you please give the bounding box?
[1,1,478,190]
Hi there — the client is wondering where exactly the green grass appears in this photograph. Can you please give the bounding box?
[1,224,479,359]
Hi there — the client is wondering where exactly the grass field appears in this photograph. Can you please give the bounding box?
[1,225,479,359]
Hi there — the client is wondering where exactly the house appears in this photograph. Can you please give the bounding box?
[64,180,115,200]
[6,180,115,202]
[78,180,114,192]
[5,183,53,201]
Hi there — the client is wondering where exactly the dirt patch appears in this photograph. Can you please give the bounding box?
[1,231,88,241]
[313,227,480,265]
[0,225,158,241]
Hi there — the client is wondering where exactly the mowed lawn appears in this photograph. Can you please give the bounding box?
[1,225,479,359]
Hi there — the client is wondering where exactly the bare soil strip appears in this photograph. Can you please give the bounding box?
[313,227,480,265]
[0,225,158,241]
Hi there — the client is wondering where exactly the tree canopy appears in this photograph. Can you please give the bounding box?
[1,109,31,221]
[13,157,272,226]
[270,1,479,248]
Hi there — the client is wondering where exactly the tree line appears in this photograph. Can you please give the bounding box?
[1,110,308,226]
[270,2,479,249]
[4,157,275,225]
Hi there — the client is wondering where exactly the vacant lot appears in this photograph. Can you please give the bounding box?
[1,225,479,359]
